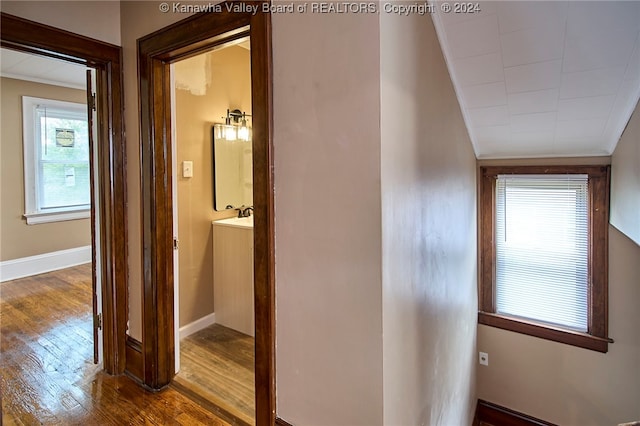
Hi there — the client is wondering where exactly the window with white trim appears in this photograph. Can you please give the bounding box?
[479,165,612,352]
[22,96,91,224]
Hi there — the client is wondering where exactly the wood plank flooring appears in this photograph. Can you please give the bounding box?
[0,264,229,425]
[174,324,255,425]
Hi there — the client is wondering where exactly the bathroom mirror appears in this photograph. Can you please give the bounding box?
[212,125,253,211]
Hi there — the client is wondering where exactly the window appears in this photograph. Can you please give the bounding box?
[479,165,612,352]
[22,96,91,224]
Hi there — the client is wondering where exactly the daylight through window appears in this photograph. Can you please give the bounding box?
[22,96,90,224]
[495,174,589,331]
[479,165,611,352]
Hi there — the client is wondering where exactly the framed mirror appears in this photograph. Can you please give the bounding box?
[212,117,253,211]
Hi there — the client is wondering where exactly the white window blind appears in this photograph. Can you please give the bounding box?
[495,174,589,332]
[35,104,90,210]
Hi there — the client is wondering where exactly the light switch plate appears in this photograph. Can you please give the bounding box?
[183,161,193,178]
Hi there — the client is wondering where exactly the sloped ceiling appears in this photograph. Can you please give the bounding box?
[432,1,640,159]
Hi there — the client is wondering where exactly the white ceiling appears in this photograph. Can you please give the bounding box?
[1,48,87,89]
[432,1,640,159]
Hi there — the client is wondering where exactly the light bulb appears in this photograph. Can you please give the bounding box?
[214,124,224,140]
[238,125,249,141]
[225,125,237,141]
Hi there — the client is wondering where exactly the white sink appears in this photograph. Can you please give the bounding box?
[213,216,253,229]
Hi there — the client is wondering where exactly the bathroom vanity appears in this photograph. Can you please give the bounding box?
[212,217,254,337]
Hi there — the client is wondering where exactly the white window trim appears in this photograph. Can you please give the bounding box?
[23,208,91,225]
[22,96,90,225]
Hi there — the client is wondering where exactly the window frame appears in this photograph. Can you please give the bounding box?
[479,165,612,353]
[22,96,91,225]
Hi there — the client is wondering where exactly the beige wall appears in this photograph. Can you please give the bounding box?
[174,46,251,327]
[272,9,384,425]
[611,101,640,246]
[380,12,478,425]
[0,1,120,45]
[0,77,91,261]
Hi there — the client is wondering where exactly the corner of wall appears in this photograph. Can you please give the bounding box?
[610,100,640,246]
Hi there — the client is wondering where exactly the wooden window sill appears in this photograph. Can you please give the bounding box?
[478,312,612,353]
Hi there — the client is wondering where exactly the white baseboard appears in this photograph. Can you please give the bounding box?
[179,312,216,339]
[0,245,92,282]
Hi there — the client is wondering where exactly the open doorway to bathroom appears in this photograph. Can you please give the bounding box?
[170,38,256,425]
[136,5,274,424]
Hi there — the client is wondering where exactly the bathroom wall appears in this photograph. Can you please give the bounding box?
[173,46,252,328]
[380,11,478,425]
[0,77,91,261]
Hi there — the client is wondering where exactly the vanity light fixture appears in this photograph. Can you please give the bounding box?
[215,108,251,142]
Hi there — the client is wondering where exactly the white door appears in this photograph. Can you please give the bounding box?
[170,63,181,374]
[86,68,103,365]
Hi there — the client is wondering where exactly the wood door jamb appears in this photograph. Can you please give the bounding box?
[136,3,275,424]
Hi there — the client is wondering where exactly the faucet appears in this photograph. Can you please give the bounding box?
[242,206,254,217]
[235,206,253,218]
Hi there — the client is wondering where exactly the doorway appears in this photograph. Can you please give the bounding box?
[169,40,256,424]
[0,46,101,362]
[0,12,128,375]
[136,6,275,425]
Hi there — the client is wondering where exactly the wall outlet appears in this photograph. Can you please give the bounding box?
[479,351,489,366]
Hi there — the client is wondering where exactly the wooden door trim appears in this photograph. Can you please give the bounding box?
[0,13,128,374]
[136,3,275,424]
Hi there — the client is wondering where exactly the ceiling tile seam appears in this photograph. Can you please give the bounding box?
[460,79,506,89]
[466,85,632,113]
[502,58,565,72]
[497,23,567,68]
[559,65,636,79]
[440,9,498,29]
[453,76,505,89]
[500,35,564,68]
[478,23,510,128]
[557,93,624,102]
[450,48,502,61]
[495,1,570,36]
[622,33,640,81]
[504,88,559,97]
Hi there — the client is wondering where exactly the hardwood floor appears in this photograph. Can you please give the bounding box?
[0,265,229,425]
[174,324,255,426]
